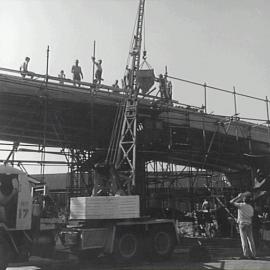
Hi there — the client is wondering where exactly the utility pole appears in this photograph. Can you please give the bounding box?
[92,40,96,83]
[46,45,50,86]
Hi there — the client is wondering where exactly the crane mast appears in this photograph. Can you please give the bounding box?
[130,0,145,90]
[115,0,145,193]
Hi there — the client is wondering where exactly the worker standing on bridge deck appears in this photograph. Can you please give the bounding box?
[92,57,103,84]
[158,74,166,98]
[167,80,172,100]
[58,70,66,84]
[20,57,34,79]
[71,59,83,87]
[157,74,172,102]
[230,192,256,259]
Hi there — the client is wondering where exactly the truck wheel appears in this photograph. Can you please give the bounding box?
[113,231,141,263]
[148,227,175,261]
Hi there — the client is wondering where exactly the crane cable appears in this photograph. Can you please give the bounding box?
[105,100,125,165]
[105,102,121,164]
[140,8,153,70]
[143,6,146,56]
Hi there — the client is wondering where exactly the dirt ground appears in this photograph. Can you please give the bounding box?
[6,240,270,270]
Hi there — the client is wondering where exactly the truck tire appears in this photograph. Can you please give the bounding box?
[113,231,141,263]
[147,226,176,261]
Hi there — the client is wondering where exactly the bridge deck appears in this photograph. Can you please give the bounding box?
[0,72,269,174]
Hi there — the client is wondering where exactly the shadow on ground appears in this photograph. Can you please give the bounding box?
[6,239,270,270]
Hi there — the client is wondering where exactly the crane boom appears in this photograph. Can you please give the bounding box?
[130,0,145,89]
[115,0,145,193]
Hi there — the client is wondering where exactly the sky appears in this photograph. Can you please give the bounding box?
[0,0,270,173]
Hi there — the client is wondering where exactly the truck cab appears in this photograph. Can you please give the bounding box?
[0,165,62,270]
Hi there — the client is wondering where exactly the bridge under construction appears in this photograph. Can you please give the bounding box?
[2,1,270,267]
[0,67,269,193]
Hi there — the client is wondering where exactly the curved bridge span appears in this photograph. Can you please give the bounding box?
[0,70,269,179]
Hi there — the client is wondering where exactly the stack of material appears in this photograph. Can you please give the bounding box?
[70,195,140,219]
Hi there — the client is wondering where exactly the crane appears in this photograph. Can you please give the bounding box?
[60,1,177,262]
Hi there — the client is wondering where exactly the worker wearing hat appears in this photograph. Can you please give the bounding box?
[230,192,256,259]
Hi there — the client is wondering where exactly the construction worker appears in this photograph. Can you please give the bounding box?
[71,59,83,87]
[158,74,166,98]
[167,80,172,100]
[20,56,34,79]
[58,70,66,84]
[92,57,103,84]
[156,74,173,102]
[230,192,256,259]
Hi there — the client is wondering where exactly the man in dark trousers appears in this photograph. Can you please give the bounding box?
[230,192,256,259]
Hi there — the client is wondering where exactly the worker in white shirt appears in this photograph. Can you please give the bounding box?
[71,59,83,87]
[20,57,34,79]
[92,57,103,84]
[230,192,256,259]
